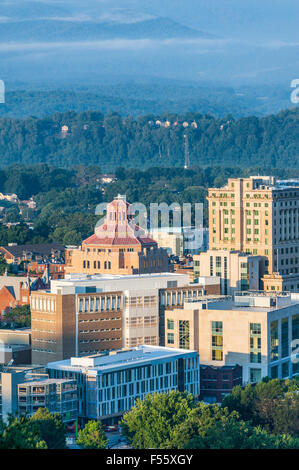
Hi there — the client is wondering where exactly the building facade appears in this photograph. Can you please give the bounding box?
[0,274,47,316]
[47,345,199,423]
[30,272,207,365]
[164,292,299,384]
[65,195,171,276]
[17,378,78,422]
[199,364,243,404]
[193,250,265,295]
[207,176,299,291]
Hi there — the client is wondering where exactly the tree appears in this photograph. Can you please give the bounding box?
[120,391,195,449]
[76,420,108,449]
[2,304,31,328]
[175,403,299,449]
[30,408,67,449]
[0,416,47,449]
[222,378,299,435]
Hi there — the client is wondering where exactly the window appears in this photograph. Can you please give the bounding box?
[271,365,278,379]
[167,333,174,344]
[281,318,289,359]
[270,321,279,361]
[250,323,261,364]
[179,320,190,349]
[282,361,289,378]
[167,319,174,330]
[212,321,223,361]
[250,368,261,383]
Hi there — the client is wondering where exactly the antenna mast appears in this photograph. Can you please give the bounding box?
[184,134,190,169]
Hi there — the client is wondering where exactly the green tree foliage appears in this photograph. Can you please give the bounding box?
[0,255,13,276]
[0,416,47,449]
[175,404,299,449]
[120,391,299,449]
[76,420,108,449]
[30,408,67,449]
[222,377,299,436]
[0,109,298,170]
[2,305,31,328]
[121,391,195,449]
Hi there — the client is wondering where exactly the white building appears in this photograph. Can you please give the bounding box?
[47,345,199,423]
[164,291,299,385]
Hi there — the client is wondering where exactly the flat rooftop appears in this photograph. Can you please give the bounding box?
[63,272,187,282]
[183,291,299,312]
[47,345,198,374]
[39,272,191,295]
[18,378,74,387]
[0,344,31,352]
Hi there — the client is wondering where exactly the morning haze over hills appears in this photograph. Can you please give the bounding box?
[0,0,299,168]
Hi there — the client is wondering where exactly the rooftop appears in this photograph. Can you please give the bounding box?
[211,176,299,192]
[183,291,298,312]
[0,243,64,258]
[18,378,74,387]
[47,345,198,374]
[37,272,191,295]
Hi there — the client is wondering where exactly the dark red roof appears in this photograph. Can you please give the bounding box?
[83,223,157,247]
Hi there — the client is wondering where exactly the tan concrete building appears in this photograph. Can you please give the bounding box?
[65,195,171,276]
[149,228,183,257]
[0,328,31,365]
[207,176,299,291]
[193,250,265,295]
[165,291,299,384]
[30,272,207,365]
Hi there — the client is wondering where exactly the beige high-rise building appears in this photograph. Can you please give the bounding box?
[208,176,299,291]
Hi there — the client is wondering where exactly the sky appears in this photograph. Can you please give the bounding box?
[0,0,299,88]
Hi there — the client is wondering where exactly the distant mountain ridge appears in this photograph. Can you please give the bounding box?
[0,16,215,42]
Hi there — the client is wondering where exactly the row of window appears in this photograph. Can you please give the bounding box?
[83,260,111,269]
[78,296,122,313]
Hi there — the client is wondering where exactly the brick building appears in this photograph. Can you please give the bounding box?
[200,364,242,403]
[29,272,218,365]
[0,243,64,265]
[27,261,65,280]
[0,275,47,316]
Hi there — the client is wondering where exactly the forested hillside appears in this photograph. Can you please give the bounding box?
[1,164,299,247]
[0,108,299,170]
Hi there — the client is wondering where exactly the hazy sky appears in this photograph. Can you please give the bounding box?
[1,0,299,87]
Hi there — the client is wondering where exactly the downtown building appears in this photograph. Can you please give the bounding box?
[0,366,78,423]
[65,195,171,276]
[46,345,199,423]
[193,250,265,295]
[164,291,299,388]
[30,272,216,365]
[207,175,299,292]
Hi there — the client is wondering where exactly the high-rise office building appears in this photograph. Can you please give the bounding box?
[207,176,299,291]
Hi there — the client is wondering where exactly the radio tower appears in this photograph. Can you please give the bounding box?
[184,134,190,169]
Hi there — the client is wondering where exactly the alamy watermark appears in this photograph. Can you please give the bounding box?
[290,79,299,104]
[0,80,5,104]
